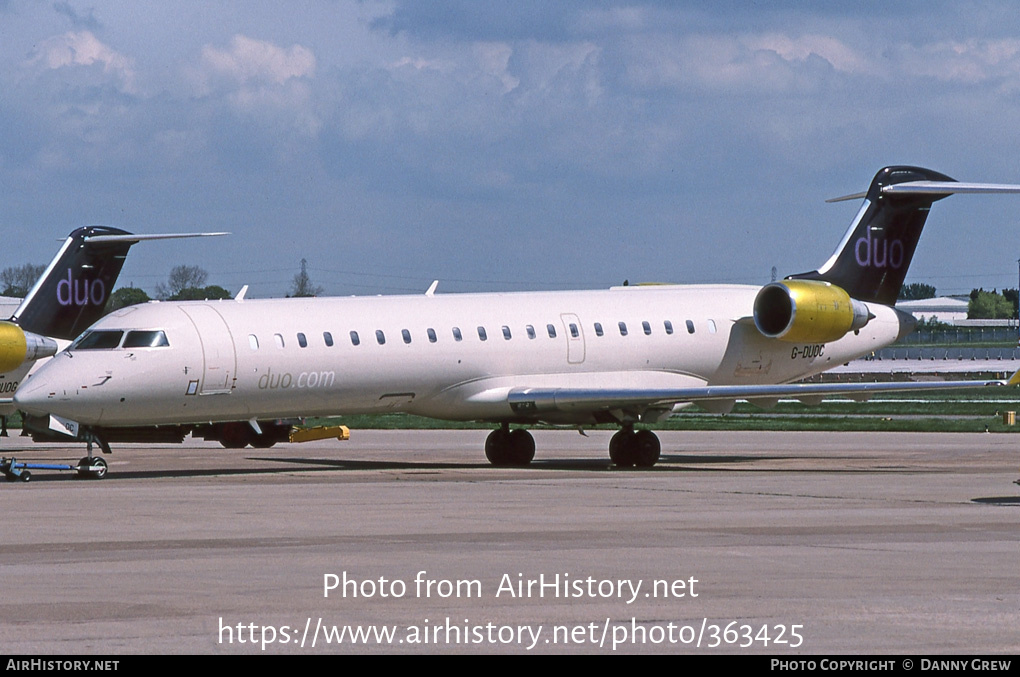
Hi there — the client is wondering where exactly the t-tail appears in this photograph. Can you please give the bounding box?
[753,166,1020,344]
[11,226,136,341]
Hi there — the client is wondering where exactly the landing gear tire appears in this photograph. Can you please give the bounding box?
[485,429,511,466]
[632,430,661,467]
[219,423,252,449]
[19,470,31,482]
[76,456,108,479]
[609,430,634,467]
[485,428,535,466]
[507,429,535,466]
[609,429,661,468]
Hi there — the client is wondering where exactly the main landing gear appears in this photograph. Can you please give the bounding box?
[485,424,536,467]
[483,423,662,468]
[609,425,660,468]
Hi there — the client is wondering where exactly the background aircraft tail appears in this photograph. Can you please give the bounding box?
[10,226,136,340]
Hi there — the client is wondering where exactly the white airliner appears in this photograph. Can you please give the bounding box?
[14,166,1020,475]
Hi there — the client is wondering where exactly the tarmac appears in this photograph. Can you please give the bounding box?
[1,429,1017,654]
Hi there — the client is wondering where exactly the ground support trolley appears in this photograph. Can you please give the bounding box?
[1,456,108,482]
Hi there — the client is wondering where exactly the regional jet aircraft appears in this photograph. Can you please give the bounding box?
[15,167,1020,475]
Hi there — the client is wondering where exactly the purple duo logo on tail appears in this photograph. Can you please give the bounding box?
[56,268,106,307]
[854,233,904,269]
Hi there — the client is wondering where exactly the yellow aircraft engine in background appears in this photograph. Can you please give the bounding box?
[0,322,58,373]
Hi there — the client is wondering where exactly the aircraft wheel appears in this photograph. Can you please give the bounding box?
[77,457,108,479]
[219,423,252,449]
[633,430,661,468]
[4,473,18,482]
[609,429,636,467]
[485,429,512,466]
[76,457,92,478]
[250,436,277,449]
[89,457,108,479]
[20,470,31,482]
[507,429,535,466]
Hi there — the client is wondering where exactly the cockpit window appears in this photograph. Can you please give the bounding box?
[71,330,124,350]
[123,330,170,348]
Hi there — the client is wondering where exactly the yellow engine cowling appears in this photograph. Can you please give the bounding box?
[0,322,58,372]
[753,280,872,343]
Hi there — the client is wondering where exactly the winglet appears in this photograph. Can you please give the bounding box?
[425,280,439,297]
[1007,368,1020,387]
[235,285,248,302]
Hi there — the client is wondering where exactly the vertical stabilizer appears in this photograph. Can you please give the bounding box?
[10,227,136,340]
[790,166,956,305]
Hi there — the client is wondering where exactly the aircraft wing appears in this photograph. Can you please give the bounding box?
[507,374,1016,417]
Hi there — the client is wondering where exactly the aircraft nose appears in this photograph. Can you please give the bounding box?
[13,373,60,417]
[13,358,103,423]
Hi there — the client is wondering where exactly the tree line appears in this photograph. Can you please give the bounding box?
[897,282,1018,320]
[1,261,324,314]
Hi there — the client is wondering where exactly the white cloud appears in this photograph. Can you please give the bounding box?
[891,39,1020,86]
[743,34,871,74]
[26,31,137,93]
[192,35,320,136]
[199,34,316,88]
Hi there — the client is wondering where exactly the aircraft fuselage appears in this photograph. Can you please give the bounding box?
[16,283,911,427]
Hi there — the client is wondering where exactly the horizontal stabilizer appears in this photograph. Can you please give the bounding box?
[881,181,1020,196]
[85,232,230,244]
[828,181,1020,202]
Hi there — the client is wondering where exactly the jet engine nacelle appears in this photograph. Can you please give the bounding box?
[0,322,59,372]
[753,280,872,343]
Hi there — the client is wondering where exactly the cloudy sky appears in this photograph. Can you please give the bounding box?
[4,1,1020,298]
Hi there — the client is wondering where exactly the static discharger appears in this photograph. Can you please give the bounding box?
[288,425,351,444]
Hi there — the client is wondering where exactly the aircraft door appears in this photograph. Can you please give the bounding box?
[560,313,585,364]
[180,305,237,395]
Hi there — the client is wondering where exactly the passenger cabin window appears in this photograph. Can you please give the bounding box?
[72,330,124,350]
[453,327,463,341]
[350,331,360,346]
[376,330,386,345]
[569,323,579,338]
[642,321,651,336]
[323,332,334,347]
[594,322,603,337]
[297,333,308,348]
[248,334,259,350]
[547,324,556,338]
[274,333,285,348]
[618,322,628,337]
[664,321,673,335]
[123,330,170,348]
[402,329,412,344]
[502,326,512,340]
[427,328,437,343]
[686,320,695,334]
[526,325,536,339]
[477,326,487,341]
